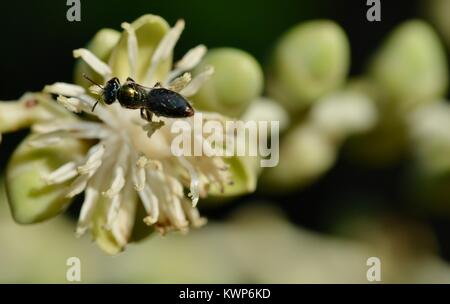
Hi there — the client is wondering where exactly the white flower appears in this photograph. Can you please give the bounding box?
[32,16,232,252]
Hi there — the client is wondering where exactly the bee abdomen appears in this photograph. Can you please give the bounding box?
[146,88,194,118]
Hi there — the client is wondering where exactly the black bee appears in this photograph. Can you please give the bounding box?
[84,74,194,121]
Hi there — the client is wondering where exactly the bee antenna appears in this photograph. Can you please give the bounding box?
[91,99,100,112]
[83,73,104,89]
[91,94,104,113]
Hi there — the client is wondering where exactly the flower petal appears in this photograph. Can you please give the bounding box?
[6,135,88,224]
[44,82,85,97]
[108,14,171,85]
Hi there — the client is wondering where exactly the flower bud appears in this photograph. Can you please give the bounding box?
[405,102,450,214]
[427,0,450,50]
[191,48,264,118]
[310,91,377,142]
[261,124,336,191]
[369,20,448,108]
[241,97,290,132]
[269,20,350,113]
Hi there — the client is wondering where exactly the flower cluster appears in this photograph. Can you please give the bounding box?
[2,15,237,254]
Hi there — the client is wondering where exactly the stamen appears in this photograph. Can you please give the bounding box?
[76,94,118,128]
[178,156,200,207]
[103,166,126,198]
[167,44,207,81]
[33,120,105,134]
[73,48,112,80]
[32,121,110,141]
[181,199,207,228]
[167,197,188,229]
[44,82,85,97]
[167,176,184,198]
[121,22,139,79]
[111,210,129,246]
[77,144,105,175]
[104,145,130,226]
[133,156,148,191]
[144,19,185,84]
[180,66,214,97]
[43,162,78,185]
[66,174,90,198]
[110,182,137,246]
[75,187,99,237]
[140,185,160,225]
[27,132,64,147]
[106,194,122,228]
[56,95,83,113]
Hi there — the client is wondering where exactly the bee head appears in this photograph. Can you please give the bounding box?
[103,77,121,105]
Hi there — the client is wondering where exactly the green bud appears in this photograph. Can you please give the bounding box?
[6,136,88,224]
[74,28,120,88]
[241,97,291,132]
[269,20,350,113]
[427,0,450,51]
[261,124,336,191]
[369,20,448,108]
[191,48,264,118]
[409,102,450,175]
[310,91,377,142]
[404,101,450,215]
[344,111,408,167]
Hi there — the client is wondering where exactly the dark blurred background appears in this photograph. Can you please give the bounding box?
[3,0,450,261]
[0,0,427,98]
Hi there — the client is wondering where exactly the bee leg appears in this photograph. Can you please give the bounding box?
[140,108,148,121]
[140,109,163,127]
[142,111,165,137]
[154,82,162,88]
[144,109,154,122]
[148,110,165,128]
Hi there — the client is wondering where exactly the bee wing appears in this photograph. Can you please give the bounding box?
[133,82,162,92]
[168,72,192,93]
